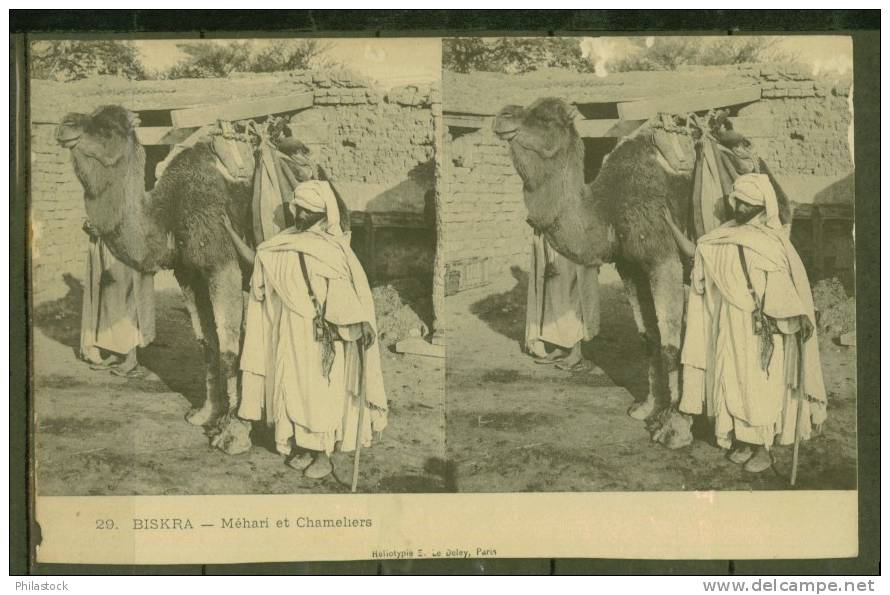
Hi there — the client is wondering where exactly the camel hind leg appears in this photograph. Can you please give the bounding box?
[647,255,693,449]
[206,261,252,455]
[176,273,224,427]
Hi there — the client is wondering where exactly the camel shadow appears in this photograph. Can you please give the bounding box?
[34,273,205,409]
[34,268,433,412]
[468,266,650,402]
[32,274,84,352]
[468,266,529,346]
[588,282,650,403]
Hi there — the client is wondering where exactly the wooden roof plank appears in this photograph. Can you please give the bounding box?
[445,113,645,139]
[169,92,314,128]
[445,114,490,130]
[575,118,646,139]
[135,126,200,146]
[616,87,761,120]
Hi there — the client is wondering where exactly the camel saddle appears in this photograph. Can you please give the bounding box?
[209,120,256,182]
[649,112,762,241]
[651,114,696,173]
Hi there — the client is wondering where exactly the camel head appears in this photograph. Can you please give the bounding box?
[493,97,583,192]
[56,104,139,160]
[493,98,586,235]
[56,105,142,197]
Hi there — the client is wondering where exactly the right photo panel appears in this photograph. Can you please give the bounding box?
[441,35,856,493]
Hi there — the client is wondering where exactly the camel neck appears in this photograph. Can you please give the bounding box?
[512,132,615,266]
[75,142,171,273]
[542,181,614,266]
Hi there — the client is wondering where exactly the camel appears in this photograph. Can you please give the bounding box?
[493,97,789,447]
[55,104,331,454]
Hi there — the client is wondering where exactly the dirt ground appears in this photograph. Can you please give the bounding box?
[33,275,447,496]
[33,264,856,495]
[445,265,857,492]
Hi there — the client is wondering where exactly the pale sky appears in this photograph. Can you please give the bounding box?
[134,38,441,86]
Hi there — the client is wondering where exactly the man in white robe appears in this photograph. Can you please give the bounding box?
[238,180,388,480]
[525,230,600,371]
[80,220,155,376]
[679,174,827,473]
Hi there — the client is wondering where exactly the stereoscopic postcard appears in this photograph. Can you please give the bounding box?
[22,32,859,565]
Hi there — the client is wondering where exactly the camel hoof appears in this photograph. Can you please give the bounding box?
[211,417,252,455]
[628,395,657,421]
[186,403,221,427]
[651,409,693,450]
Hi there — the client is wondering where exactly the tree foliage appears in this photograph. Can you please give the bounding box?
[30,40,145,81]
[614,37,790,71]
[165,40,333,79]
[444,36,796,74]
[165,41,253,78]
[443,37,592,74]
[249,40,334,73]
[613,37,702,71]
[440,38,489,74]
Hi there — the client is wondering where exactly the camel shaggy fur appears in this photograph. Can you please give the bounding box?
[56,104,328,454]
[494,97,789,447]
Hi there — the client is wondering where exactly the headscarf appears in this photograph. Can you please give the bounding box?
[730,173,781,230]
[291,180,342,237]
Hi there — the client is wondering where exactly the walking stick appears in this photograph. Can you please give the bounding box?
[351,340,367,493]
[790,334,806,487]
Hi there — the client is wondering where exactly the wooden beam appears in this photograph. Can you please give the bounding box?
[444,113,645,139]
[616,87,761,120]
[445,114,489,130]
[169,92,314,128]
[575,118,646,139]
[135,126,200,146]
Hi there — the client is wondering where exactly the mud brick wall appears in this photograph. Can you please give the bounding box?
[442,127,528,284]
[29,70,438,304]
[732,64,854,177]
[289,71,437,214]
[29,123,93,304]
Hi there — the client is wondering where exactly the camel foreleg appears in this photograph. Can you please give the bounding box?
[647,255,693,449]
[207,262,251,455]
[177,277,225,427]
[621,272,659,421]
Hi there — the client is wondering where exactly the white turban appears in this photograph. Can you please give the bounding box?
[730,173,781,230]
[291,180,342,236]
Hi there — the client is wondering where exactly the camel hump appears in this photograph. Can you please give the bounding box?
[650,128,695,173]
[210,129,255,182]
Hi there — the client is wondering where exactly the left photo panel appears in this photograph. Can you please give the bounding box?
[29,37,447,495]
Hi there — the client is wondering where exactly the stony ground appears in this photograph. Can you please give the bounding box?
[33,278,447,496]
[445,265,857,492]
